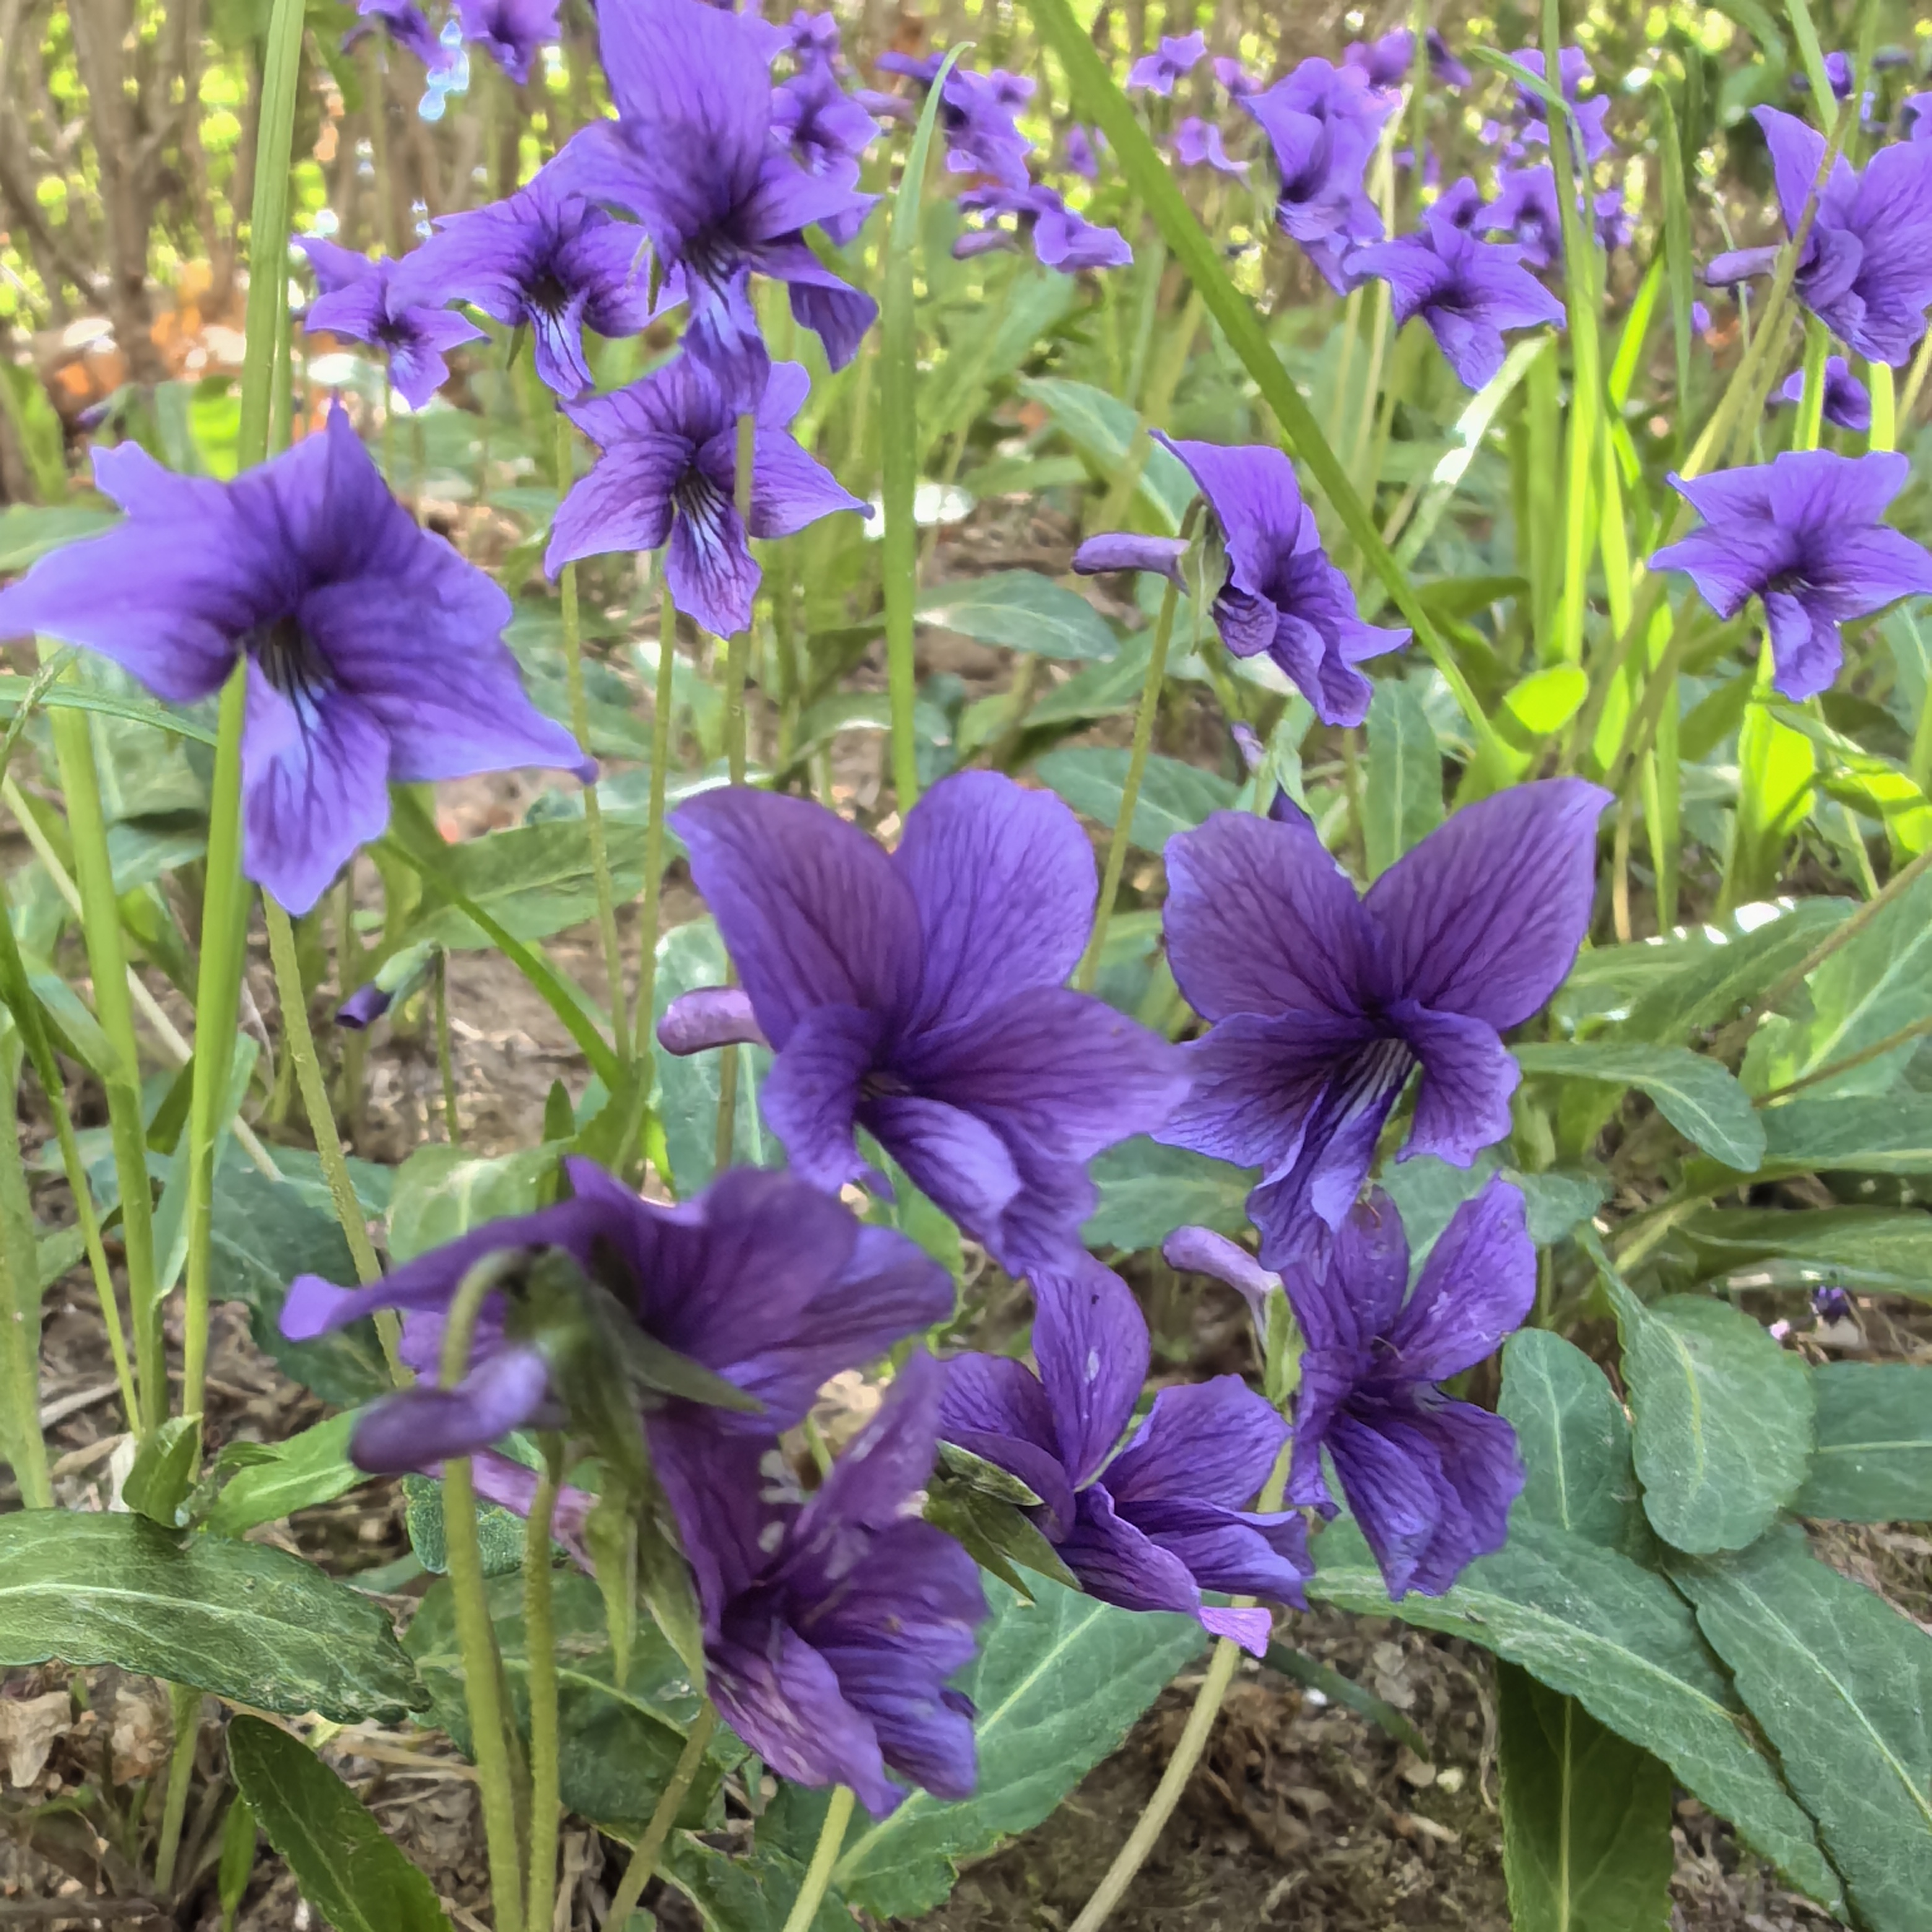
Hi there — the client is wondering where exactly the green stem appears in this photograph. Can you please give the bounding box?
[0,1032,51,1510]
[1899,326,1932,427]
[433,950,461,1143]
[151,1686,202,1894]
[1868,361,1895,453]
[522,1437,564,1932]
[713,414,755,1174]
[781,1785,855,1932]
[1794,316,1829,452]
[637,577,680,1126]
[602,1704,719,1927]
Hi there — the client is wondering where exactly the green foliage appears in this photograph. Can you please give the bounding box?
[1794,1364,1932,1522]
[1035,746,1236,851]
[1677,1206,1932,1297]
[202,1412,362,1537]
[1362,677,1443,876]
[1083,1137,1254,1251]
[917,571,1119,661]
[385,1139,564,1263]
[1514,1040,1765,1171]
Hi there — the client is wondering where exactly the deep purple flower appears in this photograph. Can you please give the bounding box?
[1650,450,1932,700]
[1074,435,1409,726]
[450,0,557,82]
[392,160,659,399]
[1173,116,1248,176]
[660,773,1186,1275]
[548,0,879,403]
[1777,354,1872,434]
[941,1256,1306,1653]
[1343,27,1471,92]
[297,240,486,411]
[1242,58,1395,292]
[1433,175,1484,230]
[547,358,865,637]
[1128,30,1205,97]
[347,0,446,71]
[1155,783,1606,1273]
[1350,209,1565,389]
[656,1353,984,1815]
[1705,107,1932,367]
[1512,45,1613,164]
[1477,165,1564,272]
[771,61,881,242]
[1064,123,1100,179]
[938,65,1034,189]
[0,410,588,914]
[1170,1179,1531,1598]
[1213,55,1263,99]
[955,183,1132,271]
[337,982,393,1029]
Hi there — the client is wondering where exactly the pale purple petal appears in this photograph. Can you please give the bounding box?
[1071,533,1188,580]
[1763,590,1843,700]
[658,985,769,1054]
[349,1344,552,1471]
[1160,1226,1277,1339]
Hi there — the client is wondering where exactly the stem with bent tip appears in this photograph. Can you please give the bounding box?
[781,1785,855,1932]
[523,1437,564,1932]
[602,1703,719,1927]
[713,412,755,1173]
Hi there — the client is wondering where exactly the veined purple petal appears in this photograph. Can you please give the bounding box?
[1032,1253,1147,1487]
[1389,1176,1536,1379]
[1391,1001,1519,1168]
[759,1003,882,1191]
[1103,1376,1288,1511]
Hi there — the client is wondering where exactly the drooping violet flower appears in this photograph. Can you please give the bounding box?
[655,1353,985,1816]
[392,160,659,399]
[1433,175,1484,230]
[771,60,882,242]
[547,358,865,637]
[1704,106,1932,367]
[1650,450,1932,700]
[1064,122,1100,179]
[938,65,1035,189]
[661,773,1187,1276]
[1169,1178,1533,1598]
[955,183,1133,271]
[1213,54,1263,99]
[297,240,487,411]
[1477,166,1564,272]
[1173,116,1248,177]
[1155,782,1606,1273]
[1776,354,1872,434]
[451,0,558,82]
[1128,30,1206,97]
[1512,45,1614,164]
[1242,58,1395,292]
[548,0,879,403]
[0,410,590,915]
[1073,435,1409,726]
[1349,209,1565,389]
[1343,27,1471,92]
[940,1255,1307,1653]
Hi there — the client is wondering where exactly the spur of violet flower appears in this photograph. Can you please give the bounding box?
[1777,354,1872,434]
[1350,207,1566,389]
[546,357,867,638]
[1128,30,1205,97]
[660,772,1187,1276]
[939,1254,1307,1655]
[954,183,1133,272]
[653,1352,985,1816]
[450,0,557,82]
[393,157,659,400]
[1648,450,1932,702]
[1173,116,1248,178]
[0,408,588,915]
[297,238,487,411]
[1165,1177,1532,1598]
[1073,435,1409,727]
[1704,106,1932,367]
[1156,781,1607,1274]
[548,0,878,404]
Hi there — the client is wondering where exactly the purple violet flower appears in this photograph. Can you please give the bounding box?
[347,0,448,72]
[1349,209,1566,389]
[938,65,1035,189]
[336,982,393,1029]
[783,9,842,72]
[1173,116,1248,177]
[1343,27,1472,92]
[392,159,660,400]
[656,1352,985,1815]
[0,409,590,915]
[1776,354,1872,434]
[660,772,1188,1276]
[547,0,879,404]
[1213,54,1263,99]
[1704,106,1932,367]
[1155,782,1606,1273]
[547,357,866,637]
[940,1256,1307,1653]
[955,183,1133,271]
[1074,435,1410,726]
[1168,1178,1533,1598]
[1512,45,1614,165]
[1432,175,1484,232]
[875,48,945,85]
[1649,450,1932,700]
[297,240,487,411]
[1064,122,1100,180]
[450,0,559,83]
[771,60,882,242]
[1594,185,1632,253]
[1128,30,1206,97]
[1477,166,1564,272]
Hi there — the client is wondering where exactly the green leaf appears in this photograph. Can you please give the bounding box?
[1793,1363,1932,1521]
[1499,1662,1674,1932]
[0,1512,425,1723]
[200,1414,363,1538]
[1671,1526,1932,1931]
[1380,1151,1609,1259]
[916,571,1118,662]
[1677,1206,1932,1297]
[385,1140,563,1264]
[404,818,648,949]
[1310,1516,1840,1909]
[1503,664,1589,738]
[1015,376,1194,529]
[1513,1041,1765,1172]
[1720,1094,1932,1183]
[1082,1138,1254,1252]
[1033,747,1237,853]
[829,1576,1205,1917]
[227,1716,451,1932]
[1362,677,1443,877]
[663,1835,862,1932]
[402,1473,527,1578]
[0,672,217,746]
[651,917,773,1197]
[0,503,118,573]
[123,1414,203,1526]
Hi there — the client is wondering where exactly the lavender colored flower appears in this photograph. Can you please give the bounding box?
[1776,354,1872,434]
[1173,116,1248,177]
[940,1256,1307,1653]
[1594,185,1632,253]
[783,8,842,72]
[1512,45,1613,165]
[1242,58,1395,292]
[547,357,865,637]
[0,410,588,914]
[1433,175,1484,230]
[938,64,1034,189]
[549,0,879,402]
[1213,54,1262,99]
[451,0,557,82]
[660,773,1186,1275]
[657,1353,984,1814]
[1074,435,1409,726]
[1650,450,1932,700]
[1350,209,1565,389]
[1155,782,1606,1273]
[1691,298,1713,335]
[955,183,1133,271]
[1343,27,1471,92]
[1128,30,1206,97]
[347,0,446,71]
[1476,166,1566,272]
[1171,1179,1532,1597]
[772,59,882,241]
[1064,122,1100,179]
[875,47,944,85]
[297,240,486,411]
[1704,106,1932,367]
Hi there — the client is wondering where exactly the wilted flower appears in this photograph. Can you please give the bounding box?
[1173,116,1248,176]
[1512,45,1613,164]
[1650,450,1932,700]
[661,773,1186,1276]
[1776,354,1872,434]
[1477,165,1564,272]
[955,182,1133,271]
[1343,26,1471,92]
[297,240,487,411]
[547,358,866,637]
[1128,30,1206,96]
[772,59,882,242]
[0,409,589,914]
[1155,783,1606,1272]
[451,0,558,82]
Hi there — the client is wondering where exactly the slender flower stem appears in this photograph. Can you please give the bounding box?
[780,1785,855,1932]
[522,1436,564,1932]
[151,1686,202,1894]
[602,1704,719,1927]
[433,950,461,1144]
[713,413,755,1173]
[1900,326,1932,427]
[636,577,681,1108]
[0,1050,51,1509]
[1868,362,1895,453]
